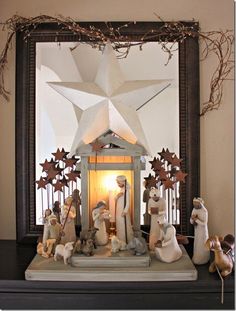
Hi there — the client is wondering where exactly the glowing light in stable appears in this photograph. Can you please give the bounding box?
[102,173,118,191]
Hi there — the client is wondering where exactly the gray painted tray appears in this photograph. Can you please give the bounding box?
[25,245,197,282]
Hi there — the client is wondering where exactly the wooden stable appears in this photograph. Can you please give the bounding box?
[76,132,146,233]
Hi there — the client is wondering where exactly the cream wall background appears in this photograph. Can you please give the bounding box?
[0,0,234,239]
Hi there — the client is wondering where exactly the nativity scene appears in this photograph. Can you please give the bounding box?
[27,42,208,282]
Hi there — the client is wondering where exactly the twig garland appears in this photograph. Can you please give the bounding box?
[0,14,234,116]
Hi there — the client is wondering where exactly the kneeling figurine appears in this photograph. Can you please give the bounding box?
[155,214,182,263]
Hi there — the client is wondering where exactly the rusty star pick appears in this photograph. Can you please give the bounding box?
[64,156,78,169]
[149,158,164,172]
[52,148,69,161]
[66,170,78,182]
[170,155,183,167]
[144,174,158,188]
[163,178,175,190]
[46,166,61,180]
[53,179,64,192]
[35,176,48,189]
[175,170,188,183]
[90,139,104,152]
[40,159,52,172]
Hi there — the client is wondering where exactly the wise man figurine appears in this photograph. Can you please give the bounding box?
[115,175,133,244]
[190,197,210,265]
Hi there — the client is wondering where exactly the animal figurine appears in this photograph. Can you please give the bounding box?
[154,214,182,263]
[190,197,210,264]
[111,235,127,253]
[73,239,82,254]
[127,236,148,256]
[80,227,99,248]
[37,241,55,258]
[205,235,234,277]
[54,241,74,265]
[81,239,94,256]
[148,187,166,250]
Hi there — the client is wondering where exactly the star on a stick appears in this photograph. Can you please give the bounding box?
[35,176,48,189]
[61,176,69,188]
[156,167,168,181]
[64,156,78,169]
[175,170,188,183]
[40,159,52,172]
[162,148,175,164]
[52,148,69,161]
[47,167,61,180]
[53,180,64,192]
[149,158,164,172]
[170,155,183,167]
[163,178,175,190]
[66,170,79,182]
[90,139,104,152]
[144,174,158,188]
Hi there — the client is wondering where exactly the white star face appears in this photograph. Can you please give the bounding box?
[48,43,171,155]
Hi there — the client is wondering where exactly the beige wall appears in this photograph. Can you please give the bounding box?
[0,0,234,239]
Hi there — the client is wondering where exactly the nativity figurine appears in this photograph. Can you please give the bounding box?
[148,187,167,250]
[92,201,110,246]
[154,214,182,263]
[60,196,77,244]
[190,197,210,265]
[115,175,133,244]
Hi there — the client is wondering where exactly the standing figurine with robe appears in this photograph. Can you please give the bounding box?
[190,197,210,265]
[115,175,133,244]
[60,196,77,244]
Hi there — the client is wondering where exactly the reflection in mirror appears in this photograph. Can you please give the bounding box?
[36,41,179,226]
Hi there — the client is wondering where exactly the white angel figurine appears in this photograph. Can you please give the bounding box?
[92,200,110,246]
[190,197,210,265]
[155,214,182,263]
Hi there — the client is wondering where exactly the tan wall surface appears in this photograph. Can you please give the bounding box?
[0,0,234,239]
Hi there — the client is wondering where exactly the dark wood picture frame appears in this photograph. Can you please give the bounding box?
[15,22,199,243]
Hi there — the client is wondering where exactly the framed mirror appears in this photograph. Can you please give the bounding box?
[16,22,199,243]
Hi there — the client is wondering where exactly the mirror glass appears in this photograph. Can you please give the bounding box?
[35,41,179,226]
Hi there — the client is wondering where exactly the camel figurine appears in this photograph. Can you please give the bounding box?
[205,235,234,277]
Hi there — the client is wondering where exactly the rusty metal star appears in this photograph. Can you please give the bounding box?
[52,148,69,161]
[66,170,78,182]
[163,178,175,190]
[144,173,158,188]
[175,170,188,183]
[64,156,78,169]
[90,139,104,152]
[170,155,183,167]
[35,176,48,189]
[53,179,64,192]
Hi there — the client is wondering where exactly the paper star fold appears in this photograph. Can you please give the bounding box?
[48,43,171,155]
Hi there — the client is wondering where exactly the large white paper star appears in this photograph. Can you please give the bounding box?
[48,43,171,155]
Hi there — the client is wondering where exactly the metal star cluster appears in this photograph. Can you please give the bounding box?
[144,148,187,190]
[36,148,80,192]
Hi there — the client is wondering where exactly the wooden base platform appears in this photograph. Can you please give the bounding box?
[25,245,197,282]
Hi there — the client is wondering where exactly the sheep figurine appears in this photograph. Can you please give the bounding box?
[127,237,148,256]
[54,241,74,265]
[111,235,127,253]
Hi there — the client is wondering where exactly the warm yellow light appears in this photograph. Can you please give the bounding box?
[103,173,118,191]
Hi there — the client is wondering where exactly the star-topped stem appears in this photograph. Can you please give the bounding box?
[36,148,81,217]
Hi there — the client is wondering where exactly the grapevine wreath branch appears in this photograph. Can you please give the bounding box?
[0,14,234,115]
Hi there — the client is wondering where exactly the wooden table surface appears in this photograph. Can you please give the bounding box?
[0,240,234,310]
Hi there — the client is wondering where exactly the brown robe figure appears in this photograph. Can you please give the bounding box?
[72,189,81,226]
